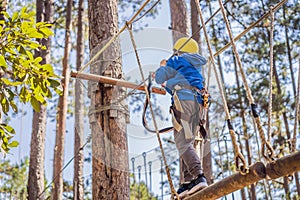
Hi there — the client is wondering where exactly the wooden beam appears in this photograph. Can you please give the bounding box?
[266,151,300,179]
[70,71,166,95]
[185,162,266,200]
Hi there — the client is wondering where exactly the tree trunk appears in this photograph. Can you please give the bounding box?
[0,0,6,21]
[169,0,188,41]
[190,0,201,49]
[52,0,72,199]
[0,0,5,122]
[88,0,129,199]
[73,0,85,199]
[27,0,52,199]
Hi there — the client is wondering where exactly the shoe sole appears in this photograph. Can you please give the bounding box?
[187,182,208,195]
[172,190,189,200]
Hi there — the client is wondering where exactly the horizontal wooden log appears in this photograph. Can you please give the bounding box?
[70,71,166,95]
[185,162,266,200]
[266,151,300,179]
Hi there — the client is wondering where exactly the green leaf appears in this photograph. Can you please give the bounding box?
[54,87,63,96]
[1,98,9,114]
[27,29,44,38]
[48,78,61,88]
[30,96,40,112]
[1,124,15,134]
[2,78,22,86]
[11,12,19,22]
[8,141,19,147]
[34,57,43,64]
[0,55,7,68]
[3,136,8,145]
[9,100,18,113]
[38,27,53,37]
[41,64,54,75]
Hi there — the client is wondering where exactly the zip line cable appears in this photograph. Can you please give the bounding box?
[132,0,161,24]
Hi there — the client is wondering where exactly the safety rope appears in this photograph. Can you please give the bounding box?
[217,0,275,162]
[214,0,288,58]
[292,60,300,153]
[267,6,274,144]
[133,0,161,23]
[79,0,152,73]
[126,23,179,199]
[194,0,248,174]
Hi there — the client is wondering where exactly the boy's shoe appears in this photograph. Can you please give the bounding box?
[187,174,208,195]
[176,182,193,199]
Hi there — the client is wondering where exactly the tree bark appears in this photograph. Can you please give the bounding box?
[169,0,188,41]
[73,0,85,199]
[0,0,7,21]
[52,0,72,199]
[27,1,52,199]
[88,0,129,199]
[190,0,200,48]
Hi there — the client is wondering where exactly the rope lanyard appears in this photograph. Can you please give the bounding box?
[126,24,179,199]
[267,6,274,144]
[194,0,248,174]
[217,0,275,162]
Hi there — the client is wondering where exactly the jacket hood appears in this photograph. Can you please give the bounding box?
[181,53,207,67]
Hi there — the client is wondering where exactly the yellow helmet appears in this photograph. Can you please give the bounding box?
[173,37,199,53]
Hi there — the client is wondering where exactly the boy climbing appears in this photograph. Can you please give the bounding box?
[154,37,209,198]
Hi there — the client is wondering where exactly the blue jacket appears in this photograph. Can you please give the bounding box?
[155,53,207,101]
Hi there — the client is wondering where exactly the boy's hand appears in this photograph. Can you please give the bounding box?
[151,72,155,79]
[160,59,167,66]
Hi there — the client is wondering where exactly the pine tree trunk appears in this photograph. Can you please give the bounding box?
[88,0,129,199]
[190,0,200,45]
[0,0,6,21]
[27,1,52,199]
[0,0,5,121]
[73,0,85,199]
[52,0,72,199]
[169,0,188,41]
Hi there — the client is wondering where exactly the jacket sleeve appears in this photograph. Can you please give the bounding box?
[154,61,176,84]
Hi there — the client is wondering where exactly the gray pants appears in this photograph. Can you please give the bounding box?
[173,100,204,183]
